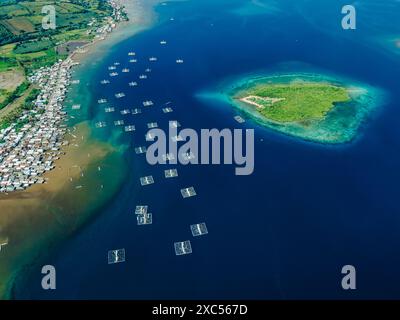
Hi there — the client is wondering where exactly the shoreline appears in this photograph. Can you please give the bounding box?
[0,0,165,299]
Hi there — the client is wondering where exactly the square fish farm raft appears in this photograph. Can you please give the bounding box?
[108,248,126,264]
[135,205,148,214]
[162,107,173,113]
[174,241,192,256]
[190,223,208,237]
[135,146,147,154]
[140,175,154,186]
[165,169,178,178]
[147,122,158,129]
[137,213,153,225]
[181,187,197,198]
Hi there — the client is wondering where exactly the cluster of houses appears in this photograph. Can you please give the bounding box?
[94,0,127,36]
[0,59,76,193]
[0,0,127,194]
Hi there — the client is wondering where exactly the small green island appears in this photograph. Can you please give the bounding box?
[204,72,384,144]
[237,82,351,123]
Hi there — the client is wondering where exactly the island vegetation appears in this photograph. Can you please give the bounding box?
[237,82,351,123]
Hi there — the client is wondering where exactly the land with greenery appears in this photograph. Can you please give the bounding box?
[237,82,351,123]
[0,0,117,128]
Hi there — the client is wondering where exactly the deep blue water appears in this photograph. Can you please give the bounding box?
[16,0,400,299]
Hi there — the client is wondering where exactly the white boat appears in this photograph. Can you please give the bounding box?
[160,40,167,45]
[109,72,118,77]
[176,59,184,64]
[129,81,138,87]
[122,68,130,73]
[100,80,110,84]
[129,59,137,63]
[149,57,158,62]
[139,74,148,79]
[128,52,136,56]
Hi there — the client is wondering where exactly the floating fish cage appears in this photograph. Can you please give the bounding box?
[107,248,126,264]
[128,52,136,56]
[135,146,147,154]
[190,223,208,237]
[137,213,152,225]
[71,104,81,110]
[110,72,118,77]
[234,115,245,123]
[145,132,155,141]
[122,68,130,73]
[129,82,138,87]
[129,59,137,63]
[124,125,135,132]
[101,80,110,84]
[181,151,196,161]
[162,107,173,113]
[95,121,107,128]
[121,109,130,115]
[169,121,181,128]
[105,107,115,113]
[98,99,107,104]
[162,153,176,161]
[114,120,124,126]
[147,122,158,129]
[135,205,148,215]
[171,135,184,142]
[132,108,142,114]
[174,241,192,256]
[143,101,154,107]
[115,92,125,98]
[181,187,197,198]
[165,169,178,178]
[140,175,154,186]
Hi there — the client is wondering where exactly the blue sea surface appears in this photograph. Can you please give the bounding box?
[16,0,400,299]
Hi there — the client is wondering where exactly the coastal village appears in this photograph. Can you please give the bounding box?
[0,1,127,193]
